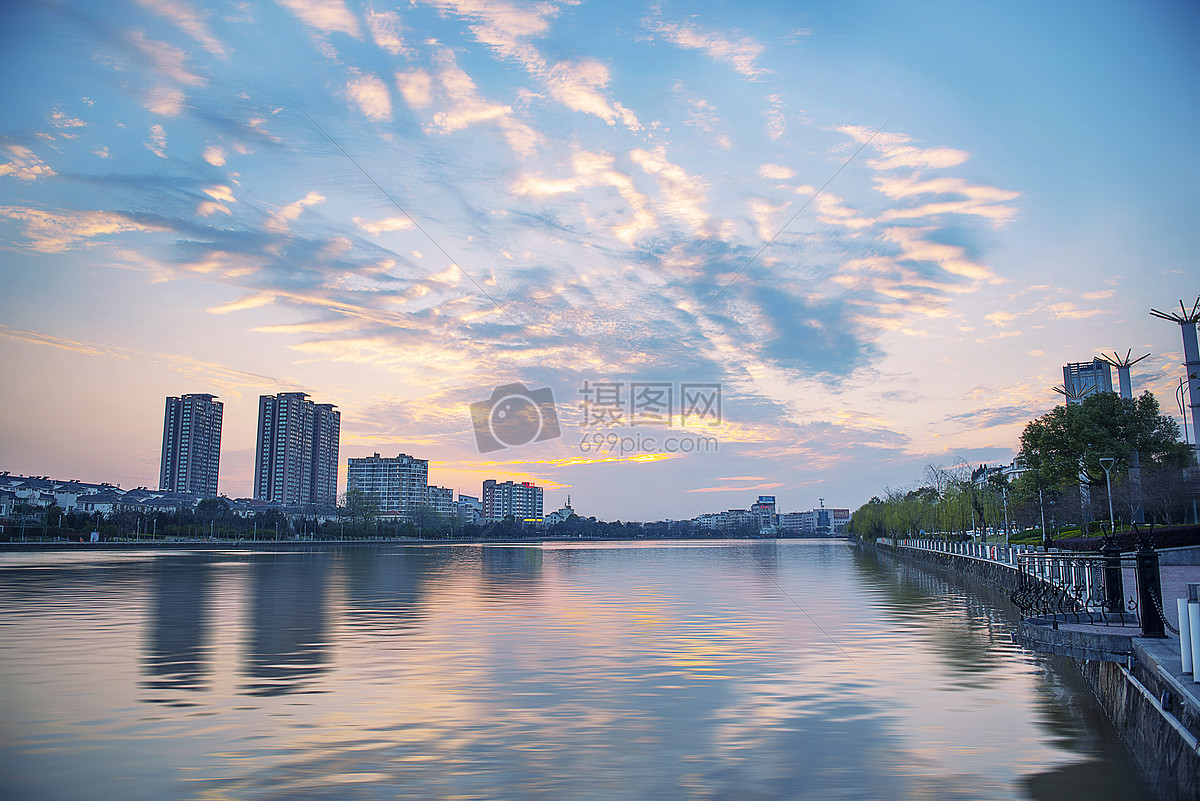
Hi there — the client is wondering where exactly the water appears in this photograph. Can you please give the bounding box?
[0,540,1150,800]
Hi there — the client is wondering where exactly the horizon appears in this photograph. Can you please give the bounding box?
[2,1,1198,521]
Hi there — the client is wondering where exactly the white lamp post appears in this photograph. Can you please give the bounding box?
[1099,457,1116,534]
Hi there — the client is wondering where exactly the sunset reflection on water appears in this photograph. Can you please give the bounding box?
[0,541,1148,800]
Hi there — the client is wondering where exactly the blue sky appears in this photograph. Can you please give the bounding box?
[1,0,1197,520]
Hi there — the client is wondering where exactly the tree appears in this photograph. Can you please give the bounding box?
[1016,391,1189,499]
[339,489,379,536]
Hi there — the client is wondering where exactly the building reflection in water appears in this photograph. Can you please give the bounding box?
[242,552,330,697]
[480,544,543,604]
[141,557,212,699]
[338,547,447,635]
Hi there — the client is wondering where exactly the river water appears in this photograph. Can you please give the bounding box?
[0,540,1151,800]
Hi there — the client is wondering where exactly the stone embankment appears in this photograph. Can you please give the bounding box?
[866,537,1200,801]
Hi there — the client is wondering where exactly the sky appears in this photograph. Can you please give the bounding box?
[1,0,1197,522]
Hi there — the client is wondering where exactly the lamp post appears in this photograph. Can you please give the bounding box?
[1099,457,1116,534]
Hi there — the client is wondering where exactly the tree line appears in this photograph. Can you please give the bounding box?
[847,391,1197,542]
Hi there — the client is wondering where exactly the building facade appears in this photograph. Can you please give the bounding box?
[254,393,340,506]
[751,495,777,531]
[159,393,223,497]
[346,452,428,519]
[1063,359,1114,404]
[482,479,543,521]
[425,486,454,519]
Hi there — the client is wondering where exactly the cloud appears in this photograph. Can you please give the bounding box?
[145,123,168,157]
[765,94,785,140]
[630,148,710,234]
[277,0,362,38]
[134,0,227,56]
[425,49,542,157]
[426,1,639,131]
[366,9,411,56]
[759,163,794,180]
[839,125,969,170]
[544,59,641,132]
[346,71,392,121]
[208,293,276,314]
[124,30,206,86]
[0,207,167,253]
[643,15,768,79]
[512,149,657,243]
[145,85,186,116]
[425,0,555,73]
[202,145,226,166]
[50,108,87,131]
[395,70,434,109]
[353,215,415,235]
[265,190,326,233]
[0,146,56,181]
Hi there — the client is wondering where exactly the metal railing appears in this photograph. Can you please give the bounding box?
[1011,552,1135,628]
[878,536,1169,637]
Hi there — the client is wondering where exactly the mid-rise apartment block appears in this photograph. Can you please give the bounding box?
[482,479,543,522]
[254,392,340,506]
[159,393,223,497]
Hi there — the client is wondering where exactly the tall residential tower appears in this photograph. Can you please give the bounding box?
[254,392,340,506]
[159,393,223,496]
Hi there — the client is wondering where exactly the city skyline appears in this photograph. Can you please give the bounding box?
[1,1,1198,521]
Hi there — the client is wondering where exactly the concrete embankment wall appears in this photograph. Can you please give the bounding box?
[867,539,1200,801]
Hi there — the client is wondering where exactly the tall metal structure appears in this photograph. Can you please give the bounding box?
[1052,383,1090,403]
[1150,297,1200,461]
[1096,350,1150,523]
[1097,350,1150,399]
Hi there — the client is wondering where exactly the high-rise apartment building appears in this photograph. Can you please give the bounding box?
[254,392,340,506]
[159,393,223,496]
[482,479,543,521]
[346,453,428,519]
[1063,359,1114,404]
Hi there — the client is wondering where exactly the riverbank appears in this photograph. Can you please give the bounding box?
[864,538,1200,801]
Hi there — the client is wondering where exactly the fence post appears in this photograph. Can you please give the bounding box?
[1136,539,1166,638]
[1102,538,1124,614]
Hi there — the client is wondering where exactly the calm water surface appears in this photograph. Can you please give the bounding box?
[0,540,1149,800]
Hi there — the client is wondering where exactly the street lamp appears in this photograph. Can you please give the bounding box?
[1099,457,1116,534]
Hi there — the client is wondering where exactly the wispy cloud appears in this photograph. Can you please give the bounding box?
[0,146,56,181]
[265,190,325,233]
[134,0,227,57]
[346,71,392,121]
[0,207,167,253]
[643,15,768,79]
[277,0,362,38]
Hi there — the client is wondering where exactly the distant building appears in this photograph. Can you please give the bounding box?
[482,479,543,522]
[455,494,483,525]
[254,393,340,506]
[159,394,223,497]
[346,453,428,520]
[544,496,576,525]
[779,511,807,534]
[751,495,777,531]
[425,485,454,519]
[1063,359,1114,404]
